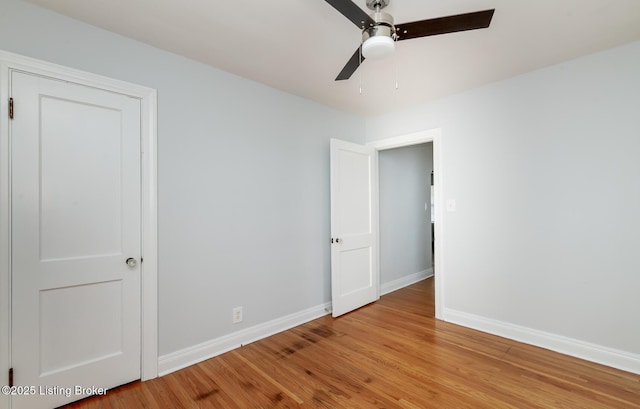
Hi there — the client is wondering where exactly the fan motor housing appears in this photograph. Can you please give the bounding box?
[362,11,396,43]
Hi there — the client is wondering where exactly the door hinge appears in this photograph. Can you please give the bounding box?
[8,367,13,387]
[9,98,14,119]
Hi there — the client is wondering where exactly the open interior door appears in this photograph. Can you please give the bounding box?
[330,139,378,317]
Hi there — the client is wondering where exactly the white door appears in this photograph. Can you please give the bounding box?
[10,71,141,408]
[330,139,378,317]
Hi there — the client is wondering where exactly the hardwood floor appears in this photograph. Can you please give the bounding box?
[67,278,640,408]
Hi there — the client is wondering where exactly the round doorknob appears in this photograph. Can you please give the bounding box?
[335,238,342,243]
[125,258,137,267]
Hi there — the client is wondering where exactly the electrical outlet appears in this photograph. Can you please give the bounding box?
[232,307,243,324]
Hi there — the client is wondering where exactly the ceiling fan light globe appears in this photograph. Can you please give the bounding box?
[362,35,395,60]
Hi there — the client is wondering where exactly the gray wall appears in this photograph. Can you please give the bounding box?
[0,0,365,356]
[379,143,433,285]
[367,40,640,360]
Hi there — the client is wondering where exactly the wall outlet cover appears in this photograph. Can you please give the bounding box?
[232,307,243,323]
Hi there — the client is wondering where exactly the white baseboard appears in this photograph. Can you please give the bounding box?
[158,302,331,376]
[158,267,432,377]
[380,268,433,296]
[443,308,640,375]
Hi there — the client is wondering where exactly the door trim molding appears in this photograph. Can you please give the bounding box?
[0,51,158,405]
[367,128,444,319]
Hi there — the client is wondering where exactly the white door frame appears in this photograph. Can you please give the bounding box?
[367,128,445,319]
[0,50,158,408]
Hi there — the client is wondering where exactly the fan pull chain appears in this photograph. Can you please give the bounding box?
[394,35,399,91]
[359,45,364,95]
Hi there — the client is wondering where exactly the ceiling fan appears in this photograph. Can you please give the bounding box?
[325,0,495,80]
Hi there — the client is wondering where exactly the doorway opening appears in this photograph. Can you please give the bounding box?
[368,129,444,319]
[378,142,434,297]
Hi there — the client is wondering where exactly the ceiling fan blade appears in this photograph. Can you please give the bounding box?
[396,9,495,41]
[336,47,364,81]
[325,0,375,29]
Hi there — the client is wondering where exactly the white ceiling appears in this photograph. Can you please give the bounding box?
[24,0,640,116]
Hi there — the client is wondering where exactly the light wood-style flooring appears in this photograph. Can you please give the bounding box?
[67,278,640,408]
